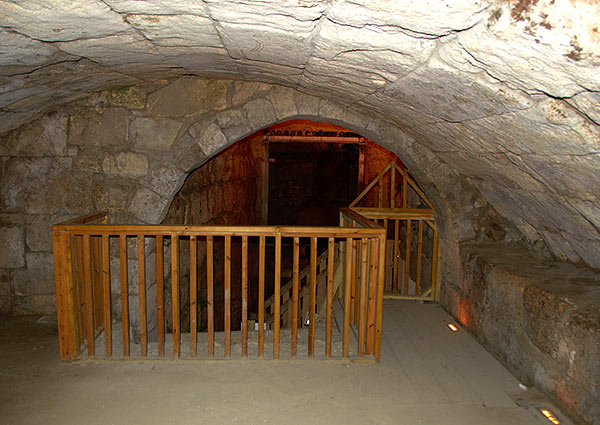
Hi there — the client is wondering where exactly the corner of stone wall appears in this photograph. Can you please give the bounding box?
[446,242,600,425]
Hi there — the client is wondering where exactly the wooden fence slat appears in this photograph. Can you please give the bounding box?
[404,219,412,295]
[75,236,85,348]
[258,235,265,358]
[308,237,317,357]
[119,235,129,357]
[274,234,281,359]
[101,234,111,358]
[207,236,214,358]
[82,234,94,358]
[366,238,378,355]
[402,177,408,208]
[393,219,399,295]
[358,238,368,356]
[137,235,147,357]
[224,235,231,358]
[171,233,180,358]
[291,237,299,358]
[350,239,357,322]
[391,165,396,208]
[326,237,334,357]
[92,237,103,332]
[343,238,353,357]
[190,235,197,358]
[156,235,165,358]
[241,236,248,358]
[416,220,423,296]
[375,235,386,360]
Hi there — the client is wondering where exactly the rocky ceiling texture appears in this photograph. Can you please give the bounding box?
[1,0,599,269]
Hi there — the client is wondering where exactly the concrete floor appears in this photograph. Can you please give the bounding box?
[0,300,572,425]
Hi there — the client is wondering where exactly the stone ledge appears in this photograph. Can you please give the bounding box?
[445,242,600,425]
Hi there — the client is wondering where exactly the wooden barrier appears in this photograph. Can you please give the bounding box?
[52,213,386,362]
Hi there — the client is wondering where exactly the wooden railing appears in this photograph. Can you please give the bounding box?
[350,208,439,301]
[264,248,331,330]
[52,213,386,362]
[348,161,440,301]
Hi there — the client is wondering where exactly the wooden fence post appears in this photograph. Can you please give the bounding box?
[52,228,78,360]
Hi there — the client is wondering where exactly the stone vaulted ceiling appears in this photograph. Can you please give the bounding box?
[1,0,599,268]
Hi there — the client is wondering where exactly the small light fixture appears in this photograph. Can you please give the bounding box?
[541,409,560,424]
[447,323,459,332]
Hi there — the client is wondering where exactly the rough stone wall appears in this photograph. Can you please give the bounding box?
[445,243,600,425]
[0,76,504,317]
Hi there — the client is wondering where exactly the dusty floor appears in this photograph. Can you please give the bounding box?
[0,301,572,425]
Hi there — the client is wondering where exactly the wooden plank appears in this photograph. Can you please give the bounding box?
[366,238,378,355]
[402,176,408,208]
[308,237,317,357]
[390,165,396,208]
[137,235,147,357]
[393,219,399,295]
[52,229,77,360]
[207,236,214,358]
[82,234,94,358]
[350,162,393,207]
[349,207,434,221]
[74,236,85,349]
[404,220,412,295]
[358,238,368,357]
[119,235,129,357]
[258,235,265,358]
[224,235,231,358]
[156,235,165,358]
[190,235,197,358]
[343,237,353,357]
[59,224,385,238]
[339,208,384,229]
[374,235,386,361]
[291,237,299,358]
[378,175,383,209]
[171,233,180,358]
[241,236,248,358]
[349,239,357,323]
[274,234,281,359]
[383,294,436,301]
[101,234,111,358]
[92,237,103,333]
[326,237,334,357]
[416,220,423,296]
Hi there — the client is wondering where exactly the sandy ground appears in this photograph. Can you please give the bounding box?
[0,301,571,425]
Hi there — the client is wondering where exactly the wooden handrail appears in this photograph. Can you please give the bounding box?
[53,212,386,362]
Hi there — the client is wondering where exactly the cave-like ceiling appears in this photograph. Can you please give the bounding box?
[1,0,599,268]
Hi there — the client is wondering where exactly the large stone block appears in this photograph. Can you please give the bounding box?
[190,121,228,157]
[94,181,132,213]
[130,117,182,151]
[243,98,276,131]
[0,110,67,157]
[25,213,73,253]
[146,77,227,117]
[142,166,185,199]
[0,225,25,268]
[102,152,149,178]
[1,157,94,215]
[69,107,128,146]
[13,252,55,296]
[128,187,167,224]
